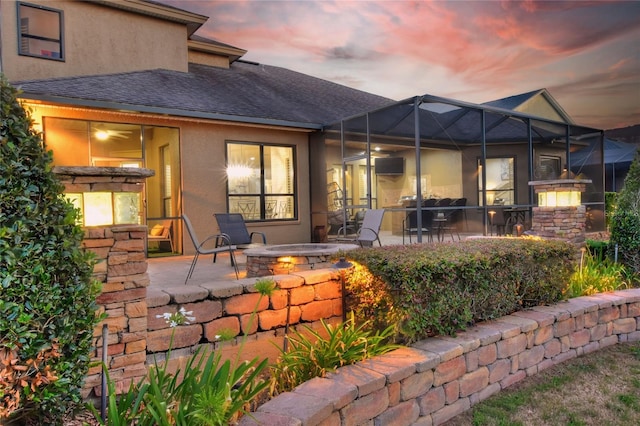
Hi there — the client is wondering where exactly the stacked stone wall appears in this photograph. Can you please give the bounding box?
[241,289,640,426]
[529,179,591,245]
[54,167,152,398]
[83,225,150,396]
[531,205,587,244]
[145,269,344,366]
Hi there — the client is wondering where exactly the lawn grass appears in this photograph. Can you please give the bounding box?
[445,342,640,426]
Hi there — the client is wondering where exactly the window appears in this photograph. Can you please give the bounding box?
[18,2,64,60]
[478,157,516,206]
[226,142,296,221]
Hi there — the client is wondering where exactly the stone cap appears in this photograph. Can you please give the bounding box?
[53,166,155,179]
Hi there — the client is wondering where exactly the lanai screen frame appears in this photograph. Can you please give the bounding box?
[322,94,605,242]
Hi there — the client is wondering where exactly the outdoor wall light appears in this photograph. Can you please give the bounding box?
[537,190,581,207]
[66,191,140,227]
[333,257,353,321]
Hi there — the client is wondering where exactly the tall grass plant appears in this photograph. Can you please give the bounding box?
[566,248,631,298]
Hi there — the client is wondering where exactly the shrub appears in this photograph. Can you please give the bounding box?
[0,76,102,423]
[566,248,631,298]
[345,238,575,342]
[609,151,640,280]
[586,238,608,260]
[605,191,618,230]
[269,313,399,395]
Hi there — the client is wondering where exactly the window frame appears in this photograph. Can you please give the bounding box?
[477,156,517,206]
[17,1,65,61]
[225,141,297,222]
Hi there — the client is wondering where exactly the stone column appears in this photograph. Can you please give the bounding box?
[528,179,590,246]
[53,166,154,397]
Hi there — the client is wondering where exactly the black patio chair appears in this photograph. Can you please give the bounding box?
[403,208,434,244]
[213,213,267,264]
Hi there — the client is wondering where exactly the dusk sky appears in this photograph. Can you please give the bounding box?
[162,0,640,130]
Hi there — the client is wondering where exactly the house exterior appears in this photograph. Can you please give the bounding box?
[1,0,606,254]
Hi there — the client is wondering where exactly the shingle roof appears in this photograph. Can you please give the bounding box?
[482,89,543,110]
[13,61,393,129]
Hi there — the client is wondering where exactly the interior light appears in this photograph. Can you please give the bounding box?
[95,130,109,141]
[226,164,253,179]
[538,190,581,207]
[374,146,381,151]
[66,191,140,226]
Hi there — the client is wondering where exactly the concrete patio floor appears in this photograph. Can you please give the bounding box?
[146,230,476,289]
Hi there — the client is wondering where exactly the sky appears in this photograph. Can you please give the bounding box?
[162,0,640,130]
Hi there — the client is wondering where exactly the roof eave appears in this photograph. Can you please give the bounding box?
[187,40,247,62]
[93,0,208,36]
[19,93,322,131]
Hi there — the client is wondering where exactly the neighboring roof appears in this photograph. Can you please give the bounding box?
[483,89,542,110]
[13,61,392,130]
[483,88,575,124]
[572,138,638,168]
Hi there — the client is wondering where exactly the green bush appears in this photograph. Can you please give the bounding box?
[609,151,640,280]
[605,191,618,230]
[609,211,640,281]
[0,75,102,423]
[344,238,575,343]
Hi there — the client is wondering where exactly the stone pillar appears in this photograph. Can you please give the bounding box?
[528,179,590,246]
[53,166,154,397]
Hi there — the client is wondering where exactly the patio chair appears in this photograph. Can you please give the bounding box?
[182,214,238,283]
[439,198,467,241]
[213,213,267,264]
[338,209,384,247]
[147,219,174,252]
[403,209,434,244]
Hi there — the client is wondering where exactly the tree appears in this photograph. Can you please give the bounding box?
[0,75,102,423]
[609,150,640,280]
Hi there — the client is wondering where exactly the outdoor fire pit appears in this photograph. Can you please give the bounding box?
[243,243,359,277]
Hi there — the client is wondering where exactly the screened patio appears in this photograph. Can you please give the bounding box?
[314,94,606,243]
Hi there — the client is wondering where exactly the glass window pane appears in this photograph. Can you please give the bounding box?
[90,123,142,165]
[227,142,296,220]
[264,146,293,195]
[227,144,261,195]
[114,192,141,224]
[478,157,515,205]
[19,3,62,59]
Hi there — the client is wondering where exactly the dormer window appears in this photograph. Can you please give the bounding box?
[17,2,64,60]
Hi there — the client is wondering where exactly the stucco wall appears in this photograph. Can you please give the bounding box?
[180,121,312,248]
[1,0,188,81]
[24,103,314,250]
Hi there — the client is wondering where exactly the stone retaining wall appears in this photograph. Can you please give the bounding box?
[146,269,344,366]
[241,288,640,426]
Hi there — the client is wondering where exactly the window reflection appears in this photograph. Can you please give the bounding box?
[226,143,296,220]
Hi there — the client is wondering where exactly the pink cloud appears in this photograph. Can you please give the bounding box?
[159,0,639,129]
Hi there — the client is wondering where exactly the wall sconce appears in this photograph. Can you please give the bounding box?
[537,190,581,207]
[66,192,140,227]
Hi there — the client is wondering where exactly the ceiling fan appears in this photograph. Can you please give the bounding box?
[93,126,134,141]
